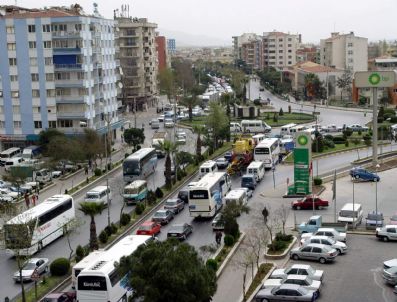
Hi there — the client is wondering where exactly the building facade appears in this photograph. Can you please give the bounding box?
[262,31,300,69]
[320,32,368,73]
[167,38,176,55]
[0,5,120,148]
[115,17,158,111]
[155,35,169,72]
[232,33,259,62]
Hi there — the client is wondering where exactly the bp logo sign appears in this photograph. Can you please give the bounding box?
[368,73,381,85]
[297,135,308,146]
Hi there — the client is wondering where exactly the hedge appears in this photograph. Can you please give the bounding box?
[50,258,70,276]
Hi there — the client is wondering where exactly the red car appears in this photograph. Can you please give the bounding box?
[136,220,161,236]
[40,292,76,302]
[291,196,329,210]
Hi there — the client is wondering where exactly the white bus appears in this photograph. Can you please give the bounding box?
[280,123,297,136]
[254,138,280,169]
[76,235,152,302]
[188,172,231,218]
[252,134,266,146]
[241,120,271,133]
[0,147,22,165]
[4,194,75,256]
[72,250,105,289]
[123,148,157,183]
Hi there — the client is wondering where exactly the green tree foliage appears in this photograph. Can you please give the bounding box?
[81,128,104,161]
[119,240,217,302]
[38,128,64,151]
[304,73,326,100]
[50,258,70,276]
[193,125,205,162]
[378,106,385,119]
[47,136,85,163]
[205,102,229,150]
[124,128,145,151]
[279,108,284,116]
[336,70,353,101]
[158,140,177,189]
[342,127,353,138]
[79,202,107,251]
[176,151,195,171]
[158,68,176,103]
[312,135,325,153]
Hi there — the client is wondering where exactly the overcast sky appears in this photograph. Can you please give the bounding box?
[4,0,396,45]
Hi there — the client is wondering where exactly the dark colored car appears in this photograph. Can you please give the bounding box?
[178,188,189,203]
[224,151,233,162]
[350,167,380,182]
[291,196,329,210]
[164,198,185,214]
[167,223,193,240]
[241,174,256,190]
[152,209,174,225]
[40,292,76,302]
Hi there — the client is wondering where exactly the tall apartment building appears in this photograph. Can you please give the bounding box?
[0,5,120,149]
[241,38,262,70]
[115,16,158,111]
[232,33,259,62]
[320,32,368,73]
[155,35,169,72]
[262,31,300,69]
[167,38,176,55]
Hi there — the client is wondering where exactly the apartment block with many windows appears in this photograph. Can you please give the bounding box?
[262,31,300,69]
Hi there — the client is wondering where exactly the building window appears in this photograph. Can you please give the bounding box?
[0,121,4,128]
[348,42,353,47]
[10,75,18,82]
[288,44,292,47]
[9,58,17,66]
[45,57,53,65]
[12,106,20,114]
[288,50,292,53]
[14,121,21,128]
[29,41,37,49]
[31,74,39,81]
[348,50,353,55]
[46,89,55,97]
[288,61,292,65]
[11,91,19,98]
[30,57,37,66]
[55,72,70,80]
[43,41,52,49]
[58,120,73,128]
[42,24,51,32]
[279,50,283,53]
[28,25,36,33]
[279,61,283,65]
[7,43,16,51]
[279,56,283,59]
[6,26,14,34]
[348,58,354,63]
[288,38,292,41]
[49,121,57,128]
[46,73,54,81]
[34,121,42,129]
[32,90,40,97]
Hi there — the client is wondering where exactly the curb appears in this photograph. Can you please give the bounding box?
[348,230,375,235]
[244,264,276,302]
[282,186,325,198]
[264,236,297,260]
[216,232,246,278]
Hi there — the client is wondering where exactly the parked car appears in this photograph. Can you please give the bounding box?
[51,170,62,178]
[0,193,14,203]
[167,223,193,240]
[136,220,161,236]
[40,292,76,302]
[0,180,11,188]
[176,135,186,144]
[321,125,342,132]
[376,225,397,242]
[365,211,384,229]
[234,187,253,199]
[301,227,347,243]
[13,258,49,282]
[300,235,347,255]
[390,213,397,225]
[383,266,397,285]
[262,275,322,293]
[255,284,318,302]
[0,188,18,199]
[164,198,185,214]
[290,243,338,264]
[152,209,174,225]
[157,115,165,122]
[241,174,256,190]
[177,188,189,203]
[176,129,187,138]
[9,186,30,195]
[212,213,224,230]
[349,124,369,132]
[350,167,380,182]
[215,157,229,169]
[291,196,329,210]
[271,264,324,281]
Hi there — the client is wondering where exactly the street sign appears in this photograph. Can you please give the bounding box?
[354,71,396,88]
[293,132,312,195]
[31,269,40,282]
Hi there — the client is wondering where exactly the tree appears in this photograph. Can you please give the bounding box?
[80,128,104,162]
[336,70,353,101]
[46,136,85,164]
[222,201,250,240]
[158,140,177,189]
[181,95,198,121]
[205,102,229,150]
[158,68,176,103]
[78,202,107,251]
[124,128,145,151]
[38,128,64,151]
[261,206,280,250]
[193,125,205,162]
[118,240,217,302]
[234,242,255,302]
[275,204,289,235]
[176,151,195,172]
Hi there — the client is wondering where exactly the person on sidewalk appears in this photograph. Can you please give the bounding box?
[215,231,222,246]
[24,193,30,208]
[84,165,89,175]
[31,194,36,207]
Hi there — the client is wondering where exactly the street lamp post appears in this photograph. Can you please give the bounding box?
[103,112,112,228]
[375,164,380,227]
[314,104,319,177]
[352,176,355,229]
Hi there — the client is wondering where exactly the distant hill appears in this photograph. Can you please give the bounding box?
[158,28,231,47]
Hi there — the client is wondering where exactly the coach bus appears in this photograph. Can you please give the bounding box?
[123,148,157,182]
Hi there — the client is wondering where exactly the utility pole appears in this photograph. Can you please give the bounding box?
[104,112,111,228]
[372,88,378,165]
[134,98,137,128]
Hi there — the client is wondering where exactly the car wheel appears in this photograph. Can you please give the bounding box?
[319,257,326,264]
[261,299,269,302]
[383,236,389,242]
[292,254,299,260]
[318,206,323,210]
[296,206,301,210]
[374,177,378,182]
[355,175,360,179]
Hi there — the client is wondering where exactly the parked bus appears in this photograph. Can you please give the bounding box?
[123,148,157,182]
[76,235,152,302]
[254,138,280,169]
[188,172,231,218]
[4,194,75,256]
[280,123,297,136]
[123,180,148,205]
[72,250,105,289]
[241,120,271,133]
[0,147,22,166]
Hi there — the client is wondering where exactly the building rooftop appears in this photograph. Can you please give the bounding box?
[0,4,95,19]
[296,61,340,73]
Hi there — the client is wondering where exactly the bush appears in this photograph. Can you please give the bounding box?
[384,108,396,116]
[155,187,164,198]
[94,168,102,176]
[224,216,240,240]
[75,245,86,263]
[124,153,130,159]
[324,134,334,141]
[358,130,362,136]
[342,127,353,137]
[275,232,293,242]
[50,258,70,276]
[99,229,108,244]
[332,136,346,144]
[352,138,360,146]
[279,108,284,116]
[135,203,145,215]
[273,113,278,122]
[390,116,397,123]
[345,140,349,147]
[288,105,291,114]
[268,240,287,252]
[323,139,335,149]
[313,177,323,186]
[110,223,118,234]
[120,213,131,226]
[377,117,384,123]
[104,225,113,237]
[383,113,394,121]
[206,259,218,271]
[224,234,235,247]
[147,190,157,205]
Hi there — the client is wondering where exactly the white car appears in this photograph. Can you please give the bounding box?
[0,188,18,199]
[376,225,397,242]
[300,235,348,254]
[176,130,187,138]
[271,264,324,281]
[0,193,14,203]
[301,227,347,243]
[176,135,186,144]
[164,119,175,128]
[157,114,165,122]
[234,187,253,199]
[51,170,62,178]
[262,275,322,293]
[13,258,49,282]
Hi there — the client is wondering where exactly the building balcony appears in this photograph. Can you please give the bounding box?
[115,59,120,66]
[56,96,86,104]
[120,43,139,48]
[55,80,85,88]
[57,111,87,119]
[53,47,83,55]
[54,64,83,71]
[52,31,82,39]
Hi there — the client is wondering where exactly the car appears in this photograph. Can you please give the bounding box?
[0,188,18,199]
[167,223,193,240]
[177,188,189,203]
[394,285,397,295]
[136,220,161,236]
[321,124,342,133]
[291,196,329,210]
[56,160,78,172]
[0,180,11,188]
[157,115,165,122]
[301,227,347,243]
[51,170,62,178]
[241,174,256,190]
[383,266,397,285]
[152,209,174,225]
[212,213,224,230]
[271,264,324,281]
[163,198,185,214]
[176,135,186,144]
[300,235,348,254]
[224,151,233,162]
[0,193,14,203]
[376,225,397,242]
[176,129,187,138]
[215,157,229,169]
[13,258,49,282]
[290,243,338,264]
[234,187,253,199]
[349,124,369,132]
[164,119,175,128]
[350,167,380,182]
[262,275,322,293]
[255,284,318,302]
[9,186,30,195]
[390,213,397,225]
[365,211,384,229]
[40,292,76,302]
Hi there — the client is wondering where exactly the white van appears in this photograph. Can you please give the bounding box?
[247,161,265,182]
[224,189,248,213]
[0,147,22,166]
[4,157,24,172]
[338,203,363,228]
[241,120,271,133]
[230,122,242,133]
[199,160,218,178]
[280,123,297,136]
[252,134,266,146]
[34,169,52,184]
[290,125,307,138]
[84,186,112,206]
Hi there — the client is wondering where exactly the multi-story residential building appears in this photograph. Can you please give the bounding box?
[115,16,158,111]
[262,31,300,69]
[232,33,259,62]
[167,38,176,55]
[155,35,169,72]
[296,46,319,64]
[241,38,262,70]
[320,32,368,73]
[0,5,120,149]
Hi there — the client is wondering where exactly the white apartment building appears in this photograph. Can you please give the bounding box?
[320,32,368,73]
[0,5,121,149]
[262,31,300,69]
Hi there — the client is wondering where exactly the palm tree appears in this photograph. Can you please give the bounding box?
[181,95,197,121]
[79,202,107,250]
[193,125,205,162]
[304,73,317,100]
[158,140,177,189]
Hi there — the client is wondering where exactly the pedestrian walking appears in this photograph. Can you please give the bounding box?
[88,159,92,169]
[35,193,39,203]
[24,193,30,208]
[84,165,88,175]
[31,194,36,207]
[215,231,222,246]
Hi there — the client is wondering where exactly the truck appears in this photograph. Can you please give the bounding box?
[10,165,52,185]
[298,215,348,234]
[151,132,168,158]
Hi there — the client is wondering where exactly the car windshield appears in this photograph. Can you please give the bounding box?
[154,211,166,218]
[170,225,185,232]
[86,193,99,199]
[165,200,177,206]
[242,177,253,183]
[340,210,357,218]
[367,213,382,220]
[23,262,37,270]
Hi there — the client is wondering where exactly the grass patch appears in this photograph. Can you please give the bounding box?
[17,275,68,302]
[245,263,274,300]
[263,112,315,127]
[214,245,232,265]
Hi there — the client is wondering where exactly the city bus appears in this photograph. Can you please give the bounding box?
[123,180,148,205]
[254,138,280,169]
[123,148,157,183]
[72,250,105,289]
[4,194,75,256]
[188,172,231,218]
[76,235,152,302]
